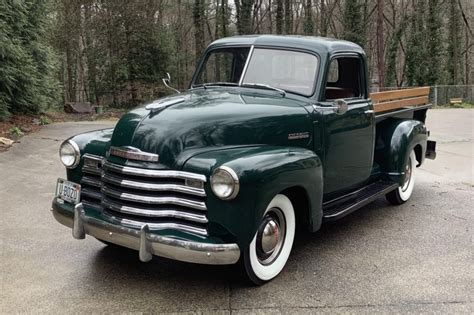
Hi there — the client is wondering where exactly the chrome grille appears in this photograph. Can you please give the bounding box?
[80,154,208,236]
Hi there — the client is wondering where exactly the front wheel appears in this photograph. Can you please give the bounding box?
[386,151,417,205]
[243,194,296,285]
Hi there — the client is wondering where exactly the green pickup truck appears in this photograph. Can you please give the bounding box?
[52,35,436,285]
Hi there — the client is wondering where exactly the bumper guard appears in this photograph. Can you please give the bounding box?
[52,202,240,265]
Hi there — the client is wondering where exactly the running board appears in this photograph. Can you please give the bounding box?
[322,181,399,221]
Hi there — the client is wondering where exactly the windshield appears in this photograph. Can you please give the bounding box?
[194,47,250,85]
[193,47,318,96]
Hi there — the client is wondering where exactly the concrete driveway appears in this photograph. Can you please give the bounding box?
[1,110,472,313]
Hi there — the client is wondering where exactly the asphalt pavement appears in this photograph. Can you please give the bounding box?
[0,109,472,314]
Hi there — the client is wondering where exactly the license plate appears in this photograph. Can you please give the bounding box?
[56,178,81,204]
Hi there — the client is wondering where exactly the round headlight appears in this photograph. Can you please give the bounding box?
[210,166,239,200]
[59,140,80,168]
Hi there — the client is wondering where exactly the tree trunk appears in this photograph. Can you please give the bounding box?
[84,1,97,104]
[76,4,87,102]
[320,0,327,36]
[235,0,254,34]
[268,0,273,33]
[376,0,385,87]
[447,0,462,84]
[276,0,283,34]
[304,0,313,35]
[426,0,442,86]
[193,0,206,62]
[66,46,74,102]
[284,0,293,34]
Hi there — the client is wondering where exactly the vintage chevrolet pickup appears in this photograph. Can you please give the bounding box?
[52,35,436,284]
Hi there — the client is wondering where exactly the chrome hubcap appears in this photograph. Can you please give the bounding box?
[402,157,412,192]
[261,220,280,254]
[256,208,286,265]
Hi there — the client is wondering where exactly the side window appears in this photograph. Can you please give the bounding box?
[327,59,339,83]
[325,57,363,100]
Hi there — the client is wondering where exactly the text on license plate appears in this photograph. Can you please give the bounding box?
[56,178,81,204]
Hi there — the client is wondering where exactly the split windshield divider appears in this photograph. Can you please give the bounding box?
[238,45,255,86]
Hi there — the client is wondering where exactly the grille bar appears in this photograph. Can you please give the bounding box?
[101,186,207,211]
[103,197,208,224]
[102,172,205,197]
[103,161,206,182]
[103,212,208,236]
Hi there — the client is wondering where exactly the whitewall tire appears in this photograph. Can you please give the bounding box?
[386,151,417,205]
[243,194,295,285]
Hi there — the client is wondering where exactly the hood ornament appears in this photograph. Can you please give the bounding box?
[109,146,159,162]
[145,97,185,111]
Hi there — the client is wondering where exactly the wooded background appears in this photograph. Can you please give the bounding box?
[1,0,472,120]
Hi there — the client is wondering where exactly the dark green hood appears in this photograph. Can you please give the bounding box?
[110,88,313,168]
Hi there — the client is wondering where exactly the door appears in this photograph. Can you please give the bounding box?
[318,55,375,196]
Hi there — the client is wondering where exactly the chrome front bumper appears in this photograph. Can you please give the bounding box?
[51,201,240,265]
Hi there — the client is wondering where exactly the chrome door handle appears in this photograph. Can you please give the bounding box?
[312,99,348,115]
[364,110,374,114]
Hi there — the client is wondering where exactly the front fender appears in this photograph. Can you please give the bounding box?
[65,128,114,183]
[375,119,427,184]
[182,146,323,249]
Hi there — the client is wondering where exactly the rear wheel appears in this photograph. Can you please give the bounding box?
[243,194,295,285]
[386,151,417,205]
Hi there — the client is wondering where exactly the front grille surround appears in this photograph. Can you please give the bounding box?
[80,154,208,236]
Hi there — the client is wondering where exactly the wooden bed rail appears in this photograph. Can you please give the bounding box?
[370,87,430,113]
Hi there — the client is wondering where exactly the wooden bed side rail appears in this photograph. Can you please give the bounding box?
[370,87,430,113]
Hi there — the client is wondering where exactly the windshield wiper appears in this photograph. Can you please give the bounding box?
[241,83,286,97]
[194,82,286,97]
[194,82,239,89]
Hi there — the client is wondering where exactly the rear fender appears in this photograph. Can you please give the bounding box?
[375,119,428,184]
[182,146,323,248]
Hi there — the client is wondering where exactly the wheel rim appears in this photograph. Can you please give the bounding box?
[401,156,413,192]
[255,207,286,265]
[247,194,296,282]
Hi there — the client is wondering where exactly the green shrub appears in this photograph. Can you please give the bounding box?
[0,0,60,122]
[9,126,23,137]
[39,116,50,125]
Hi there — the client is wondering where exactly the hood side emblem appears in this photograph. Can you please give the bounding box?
[145,97,185,111]
[109,146,159,162]
[288,132,309,140]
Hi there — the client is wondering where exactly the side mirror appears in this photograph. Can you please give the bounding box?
[333,99,348,115]
[162,72,181,94]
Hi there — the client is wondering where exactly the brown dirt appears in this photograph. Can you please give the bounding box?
[0,115,42,152]
[0,109,125,152]
[45,109,125,123]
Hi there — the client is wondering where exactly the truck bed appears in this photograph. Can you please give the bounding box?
[370,87,431,120]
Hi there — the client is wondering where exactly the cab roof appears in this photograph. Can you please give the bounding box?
[208,35,365,56]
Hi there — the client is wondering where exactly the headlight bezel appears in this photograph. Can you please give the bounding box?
[210,166,240,200]
[59,140,80,169]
